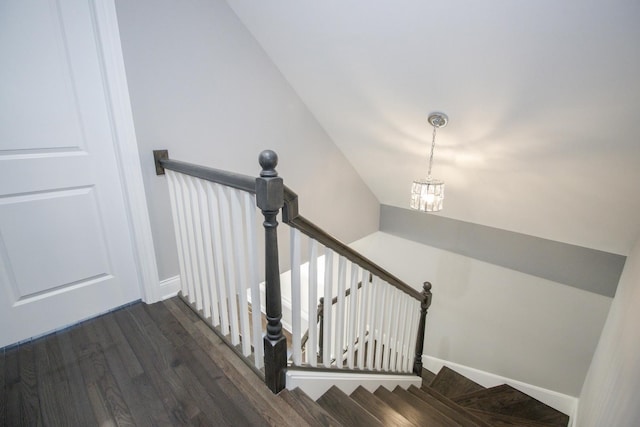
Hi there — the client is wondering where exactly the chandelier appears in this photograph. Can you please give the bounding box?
[410,112,448,212]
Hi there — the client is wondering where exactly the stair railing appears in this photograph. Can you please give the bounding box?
[153,149,432,394]
[283,187,432,375]
[153,150,267,377]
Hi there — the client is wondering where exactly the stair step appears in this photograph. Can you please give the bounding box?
[408,385,488,427]
[349,386,413,427]
[279,388,343,427]
[374,386,459,427]
[317,386,384,427]
[430,366,486,398]
[418,385,493,427]
[467,408,558,427]
[421,367,437,384]
[396,386,477,427]
[454,384,569,427]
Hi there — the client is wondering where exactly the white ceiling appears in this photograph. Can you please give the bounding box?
[226,0,640,255]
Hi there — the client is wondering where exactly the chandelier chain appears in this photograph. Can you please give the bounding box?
[427,124,437,177]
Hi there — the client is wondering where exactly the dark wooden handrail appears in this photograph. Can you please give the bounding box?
[284,208,422,301]
[154,151,256,194]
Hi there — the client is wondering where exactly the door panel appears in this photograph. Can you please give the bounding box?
[0,0,141,347]
[0,0,85,151]
[0,187,110,298]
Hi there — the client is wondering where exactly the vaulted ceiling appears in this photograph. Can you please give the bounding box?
[226,0,640,255]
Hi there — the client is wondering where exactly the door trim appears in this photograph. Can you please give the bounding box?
[92,0,160,302]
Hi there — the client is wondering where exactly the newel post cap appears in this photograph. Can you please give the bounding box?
[259,150,279,177]
[256,150,284,211]
[422,281,433,309]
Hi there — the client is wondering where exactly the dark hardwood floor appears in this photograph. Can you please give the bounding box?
[0,297,310,427]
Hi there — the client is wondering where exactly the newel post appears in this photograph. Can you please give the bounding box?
[413,281,433,375]
[256,150,287,393]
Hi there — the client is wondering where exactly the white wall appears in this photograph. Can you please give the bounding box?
[576,235,640,426]
[350,232,612,397]
[114,0,379,280]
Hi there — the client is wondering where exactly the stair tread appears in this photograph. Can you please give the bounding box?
[350,386,414,427]
[280,388,343,427]
[421,367,437,384]
[430,366,486,398]
[317,386,384,427]
[374,386,460,427]
[467,408,560,427]
[454,384,569,427]
[408,385,488,427]
[395,386,482,427]
[420,385,493,427]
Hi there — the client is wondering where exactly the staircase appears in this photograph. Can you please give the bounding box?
[157,149,432,394]
[155,151,571,427]
[281,366,570,427]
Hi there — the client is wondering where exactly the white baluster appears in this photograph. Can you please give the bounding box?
[390,292,407,372]
[206,182,229,335]
[347,264,360,369]
[244,192,263,369]
[217,185,240,345]
[404,300,420,373]
[166,171,189,298]
[307,239,319,367]
[188,176,209,315]
[397,297,413,372]
[196,178,217,323]
[322,248,333,368]
[178,173,198,304]
[231,189,251,356]
[382,287,397,371]
[174,173,195,301]
[389,290,403,371]
[334,256,347,369]
[374,281,387,370]
[365,276,377,370]
[357,270,369,369]
[290,228,302,366]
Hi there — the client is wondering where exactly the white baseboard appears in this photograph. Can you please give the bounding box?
[286,369,421,400]
[159,275,181,300]
[423,355,578,425]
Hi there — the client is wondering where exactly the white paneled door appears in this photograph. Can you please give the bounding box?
[0,0,142,347]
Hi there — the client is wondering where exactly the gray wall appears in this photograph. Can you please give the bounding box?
[380,205,626,297]
[577,236,640,425]
[115,0,379,280]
